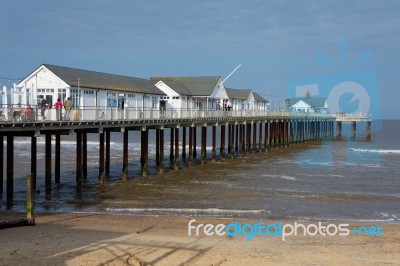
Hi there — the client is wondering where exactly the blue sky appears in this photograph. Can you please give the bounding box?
[0,0,399,118]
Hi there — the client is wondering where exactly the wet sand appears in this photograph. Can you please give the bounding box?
[0,213,399,265]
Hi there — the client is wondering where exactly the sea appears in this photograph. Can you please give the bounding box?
[0,120,399,223]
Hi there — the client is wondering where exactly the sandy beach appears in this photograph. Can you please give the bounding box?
[0,213,399,266]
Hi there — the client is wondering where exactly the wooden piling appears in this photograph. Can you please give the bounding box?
[159,129,164,173]
[170,128,174,163]
[212,126,217,161]
[156,129,160,166]
[230,124,235,158]
[258,122,262,152]
[201,126,207,166]
[26,173,35,225]
[45,133,52,199]
[122,129,128,181]
[55,134,61,184]
[141,129,149,177]
[238,124,243,157]
[227,124,231,158]
[235,124,239,153]
[99,132,105,183]
[182,127,186,160]
[220,125,225,159]
[188,127,193,167]
[193,127,197,159]
[336,121,342,140]
[174,127,179,170]
[105,130,110,176]
[264,121,269,151]
[253,122,257,152]
[7,135,13,209]
[366,121,372,141]
[82,132,88,180]
[31,136,37,191]
[351,121,357,140]
[76,131,82,193]
[0,135,3,195]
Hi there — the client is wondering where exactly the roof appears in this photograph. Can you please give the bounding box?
[43,64,165,95]
[289,97,326,108]
[150,79,192,96]
[225,88,251,100]
[252,92,268,102]
[150,76,220,96]
[225,88,268,102]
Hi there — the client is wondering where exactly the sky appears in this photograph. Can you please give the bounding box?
[0,0,399,118]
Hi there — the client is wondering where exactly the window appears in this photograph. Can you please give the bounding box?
[107,92,116,97]
[152,96,158,109]
[84,90,94,95]
[128,94,135,98]
[71,89,79,108]
[172,96,179,99]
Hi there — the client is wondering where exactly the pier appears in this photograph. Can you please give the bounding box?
[0,109,371,209]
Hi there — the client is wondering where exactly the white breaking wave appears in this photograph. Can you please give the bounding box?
[106,207,267,216]
[350,148,400,154]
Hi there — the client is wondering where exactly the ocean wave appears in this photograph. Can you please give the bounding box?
[106,207,268,216]
[350,148,400,154]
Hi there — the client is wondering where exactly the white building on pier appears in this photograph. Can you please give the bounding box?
[11,64,268,121]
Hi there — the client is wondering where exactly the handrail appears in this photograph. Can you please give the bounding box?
[0,105,369,123]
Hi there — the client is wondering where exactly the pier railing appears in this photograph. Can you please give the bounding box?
[0,105,365,123]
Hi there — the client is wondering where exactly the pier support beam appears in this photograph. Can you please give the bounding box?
[122,129,128,181]
[238,124,243,157]
[228,124,232,158]
[336,121,342,140]
[351,121,357,140]
[76,132,82,193]
[45,133,52,199]
[220,125,225,159]
[105,130,110,176]
[55,134,61,184]
[31,136,37,191]
[201,126,207,166]
[99,132,105,184]
[264,122,269,151]
[141,129,148,177]
[235,124,239,153]
[182,127,186,160]
[159,129,164,173]
[366,121,372,141]
[174,128,179,170]
[82,132,87,180]
[188,127,193,167]
[229,124,235,159]
[0,135,2,195]
[212,126,217,161]
[6,135,13,209]
[193,127,197,159]
[170,128,174,163]
[156,129,160,166]
[253,122,257,152]
[259,122,262,152]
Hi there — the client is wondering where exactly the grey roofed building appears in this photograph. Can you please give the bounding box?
[288,97,326,108]
[149,79,192,96]
[150,76,221,96]
[43,64,165,95]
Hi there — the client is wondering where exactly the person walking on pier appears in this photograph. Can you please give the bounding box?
[55,98,63,121]
[40,96,47,120]
[64,97,72,121]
